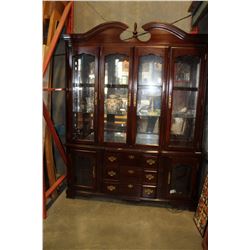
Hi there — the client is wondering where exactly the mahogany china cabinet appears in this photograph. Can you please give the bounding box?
[64,22,207,209]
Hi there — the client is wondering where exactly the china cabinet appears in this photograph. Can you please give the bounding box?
[64,22,207,208]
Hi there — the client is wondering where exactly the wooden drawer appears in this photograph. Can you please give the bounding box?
[142,155,158,169]
[142,186,157,199]
[120,183,141,197]
[104,152,119,166]
[119,152,140,166]
[120,166,142,183]
[102,182,119,195]
[143,171,157,185]
[103,166,119,181]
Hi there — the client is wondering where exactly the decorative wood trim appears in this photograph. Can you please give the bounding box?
[142,22,207,43]
[142,22,187,39]
[64,21,129,42]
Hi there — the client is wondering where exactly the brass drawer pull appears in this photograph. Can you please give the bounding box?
[108,156,117,162]
[128,170,135,174]
[146,159,156,165]
[128,184,133,189]
[145,174,154,180]
[128,155,135,159]
[108,170,116,177]
[107,185,116,191]
[144,188,154,195]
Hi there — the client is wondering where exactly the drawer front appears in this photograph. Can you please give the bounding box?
[120,166,142,183]
[119,153,140,166]
[143,171,157,185]
[142,155,158,169]
[142,186,157,199]
[120,183,141,197]
[104,152,119,166]
[103,166,119,181]
[103,182,119,195]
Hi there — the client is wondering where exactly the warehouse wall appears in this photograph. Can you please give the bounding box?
[74,1,192,37]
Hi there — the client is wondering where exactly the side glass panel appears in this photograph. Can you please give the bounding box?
[136,55,163,145]
[104,54,129,143]
[72,54,95,141]
[170,55,200,147]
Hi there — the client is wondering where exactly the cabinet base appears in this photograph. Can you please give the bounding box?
[66,188,196,211]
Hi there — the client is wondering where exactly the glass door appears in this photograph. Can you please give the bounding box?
[135,51,164,146]
[103,54,130,143]
[72,53,96,141]
[168,49,202,148]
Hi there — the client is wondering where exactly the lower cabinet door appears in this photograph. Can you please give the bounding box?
[70,150,98,191]
[160,156,199,200]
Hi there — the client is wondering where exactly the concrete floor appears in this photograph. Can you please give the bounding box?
[44,192,202,250]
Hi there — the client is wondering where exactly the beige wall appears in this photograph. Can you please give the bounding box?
[74,1,192,38]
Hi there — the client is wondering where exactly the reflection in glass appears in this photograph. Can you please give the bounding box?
[104,54,129,143]
[174,56,200,88]
[170,90,198,146]
[136,54,163,145]
[72,54,95,141]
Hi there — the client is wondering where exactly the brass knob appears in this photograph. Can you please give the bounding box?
[108,170,116,177]
[168,95,172,109]
[108,156,117,162]
[146,159,156,165]
[107,185,116,191]
[128,170,135,174]
[146,174,154,180]
[144,188,153,195]
[128,184,133,189]
[128,155,135,159]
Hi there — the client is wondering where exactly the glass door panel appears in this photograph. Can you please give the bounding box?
[72,54,95,141]
[136,55,163,146]
[169,54,201,148]
[170,90,198,146]
[174,56,200,88]
[104,54,129,143]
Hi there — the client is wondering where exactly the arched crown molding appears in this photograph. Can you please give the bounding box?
[142,22,188,40]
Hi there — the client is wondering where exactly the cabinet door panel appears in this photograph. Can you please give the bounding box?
[134,48,166,146]
[103,53,130,144]
[71,50,98,142]
[166,48,205,149]
[159,156,199,200]
[70,150,97,190]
